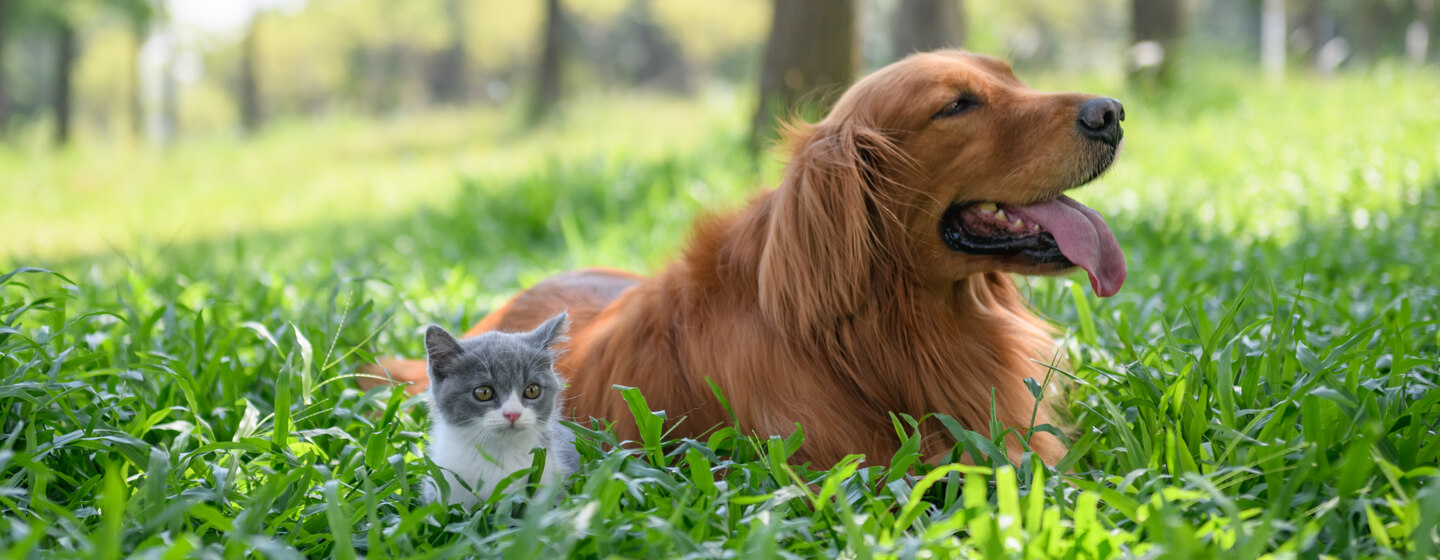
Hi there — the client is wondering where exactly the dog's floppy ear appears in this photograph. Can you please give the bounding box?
[758,120,902,331]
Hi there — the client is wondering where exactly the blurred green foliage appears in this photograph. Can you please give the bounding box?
[5,66,1437,261]
[5,0,1435,146]
[2,0,776,140]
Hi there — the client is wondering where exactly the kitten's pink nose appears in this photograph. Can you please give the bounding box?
[503,411,521,424]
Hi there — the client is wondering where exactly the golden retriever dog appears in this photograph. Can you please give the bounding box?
[362,50,1126,466]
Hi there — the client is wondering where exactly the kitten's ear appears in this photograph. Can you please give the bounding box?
[424,325,463,373]
[526,311,569,350]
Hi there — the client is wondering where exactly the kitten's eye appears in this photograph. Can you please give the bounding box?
[473,386,494,401]
[523,384,541,399]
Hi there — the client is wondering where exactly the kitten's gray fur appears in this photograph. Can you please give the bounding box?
[422,311,579,507]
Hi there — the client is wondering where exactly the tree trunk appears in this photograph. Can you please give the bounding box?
[622,0,692,93]
[239,16,262,135]
[1128,0,1184,89]
[365,1,403,115]
[1301,0,1337,72]
[890,0,965,60]
[1432,0,1439,62]
[428,0,468,104]
[130,19,145,139]
[0,0,9,137]
[160,28,179,146]
[54,22,76,147]
[752,0,858,147]
[1410,0,1435,65]
[1357,0,1387,63]
[528,0,565,125]
[1261,0,1285,83]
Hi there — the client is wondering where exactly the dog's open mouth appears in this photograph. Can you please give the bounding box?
[942,195,1127,297]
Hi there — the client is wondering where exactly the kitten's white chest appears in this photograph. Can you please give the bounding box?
[427,419,566,507]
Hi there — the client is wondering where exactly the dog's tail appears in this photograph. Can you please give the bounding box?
[356,359,430,395]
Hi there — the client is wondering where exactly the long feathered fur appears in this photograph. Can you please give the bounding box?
[361,51,1106,466]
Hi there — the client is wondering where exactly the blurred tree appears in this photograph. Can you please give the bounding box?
[156,0,177,146]
[2,0,84,144]
[53,19,74,146]
[126,12,144,137]
[1414,0,1435,64]
[1360,0,1433,63]
[427,0,468,104]
[528,0,567,124]
[1357,0,1385,61]
[370,1,403,114]
[238,13,261,135]
[890,0,965,60]
[76,26,134,134]
[569,1,620,89]
[0,0,9,137]
[612,0,691,92]
[1298,0,1340,72]
[650,0,768,82]
[338,0,450,115]
[105,0,152,138]
[257,4,347,116]
[752,0,857,147]
[461,0,542,70]
[569,0,627,22]
[651,0,767,61]
[1284,0,1433,70]
[1128,0,1184,89]
[1261,0,1285,83]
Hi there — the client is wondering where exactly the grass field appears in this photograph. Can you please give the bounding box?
[2,68,1439,558]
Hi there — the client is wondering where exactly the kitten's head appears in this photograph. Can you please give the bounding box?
[423,312,568,435]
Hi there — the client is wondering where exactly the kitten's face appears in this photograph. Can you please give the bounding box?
[424,313,567,435]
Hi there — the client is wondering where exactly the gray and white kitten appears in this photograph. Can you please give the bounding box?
[421,311,579,507]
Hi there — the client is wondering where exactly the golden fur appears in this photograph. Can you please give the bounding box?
[362,51,1123,466]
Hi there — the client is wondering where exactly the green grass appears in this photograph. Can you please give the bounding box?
[2,68,1439,558]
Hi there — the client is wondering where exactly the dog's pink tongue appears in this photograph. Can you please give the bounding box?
[1010,196,1126,297]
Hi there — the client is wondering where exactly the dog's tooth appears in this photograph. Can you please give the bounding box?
[994,209,1008,221]
[1013,219,1024,228]
[1031,224,1041,231]
[977,202,997,212]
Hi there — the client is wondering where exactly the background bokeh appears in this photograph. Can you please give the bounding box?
[2,0,1437,261]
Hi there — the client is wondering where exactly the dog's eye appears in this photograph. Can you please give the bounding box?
[935,94,982,118]
[473,386,494,401]
[523,384,541,399]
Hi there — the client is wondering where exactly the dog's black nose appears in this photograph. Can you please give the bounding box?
[1077,97,1125,146]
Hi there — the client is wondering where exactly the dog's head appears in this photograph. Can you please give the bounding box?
[760,50,1126,327]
